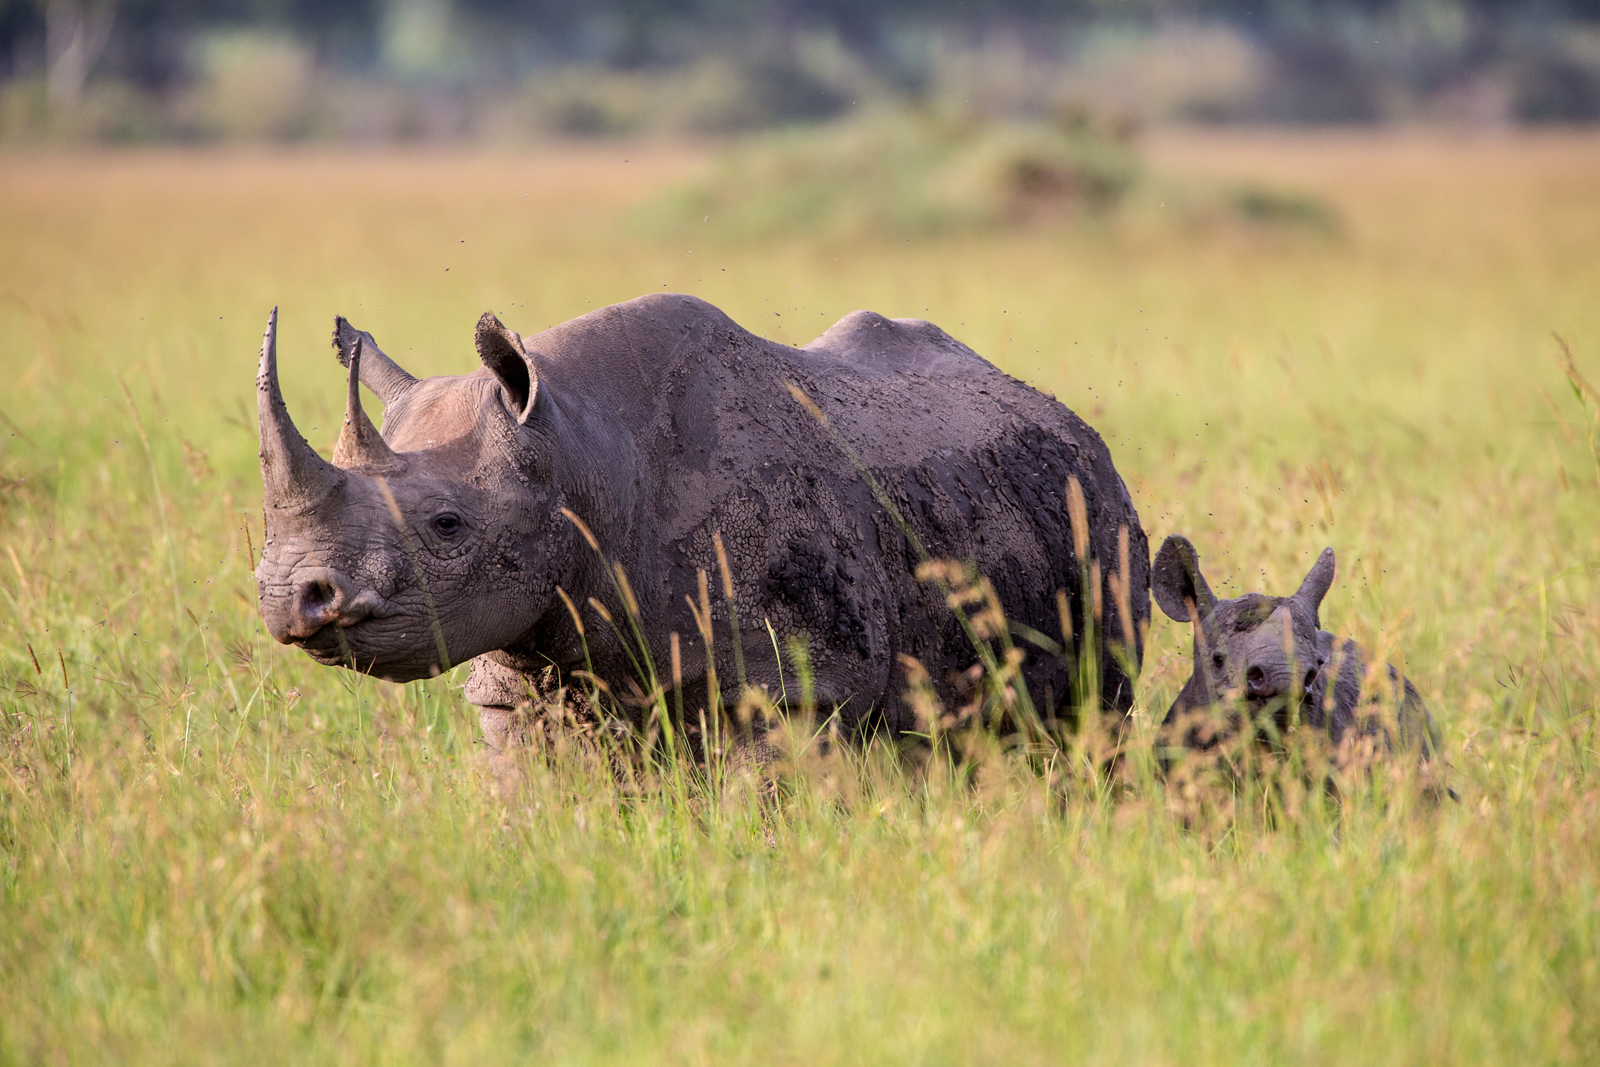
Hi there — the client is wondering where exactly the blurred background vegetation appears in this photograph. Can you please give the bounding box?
[4,0,1600,146]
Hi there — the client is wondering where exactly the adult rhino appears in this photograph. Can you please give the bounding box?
[254,294,1148,744]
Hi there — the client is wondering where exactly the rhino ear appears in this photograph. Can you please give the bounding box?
[1292,547,1336,627]
[332,317,416,405]
[1152,535,1216,623]
[475,312,539,423]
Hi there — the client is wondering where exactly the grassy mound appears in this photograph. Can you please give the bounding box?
[640,110,1342,244]
[641,110,1143,240]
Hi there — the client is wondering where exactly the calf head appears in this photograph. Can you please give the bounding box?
[1152,535,1335,746]
[254,308,571,682]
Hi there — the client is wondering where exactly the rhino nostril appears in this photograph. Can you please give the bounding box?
[1303,668,1318,690]
[303,579,335,614]
[286,569,353,638]
[1246,665,1266,692]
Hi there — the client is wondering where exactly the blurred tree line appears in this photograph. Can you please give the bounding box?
[4,0,1600,140]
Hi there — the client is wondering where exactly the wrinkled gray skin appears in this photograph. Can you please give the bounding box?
[255,294,1150,745]
[1151,534,1439,762]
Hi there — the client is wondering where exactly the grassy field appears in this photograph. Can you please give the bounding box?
[2,131,1599,1064]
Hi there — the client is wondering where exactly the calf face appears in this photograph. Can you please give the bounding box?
[1151,535,1335,749]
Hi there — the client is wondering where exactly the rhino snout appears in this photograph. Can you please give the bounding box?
[269,567,393,643]
[1243,661,1319,701]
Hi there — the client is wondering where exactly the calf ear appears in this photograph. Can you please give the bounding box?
[475,312,540,423]
[1292,547,1336,627]
[1152,535,1216,622]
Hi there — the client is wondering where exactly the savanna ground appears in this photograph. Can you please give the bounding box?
[2,129,1599,1064]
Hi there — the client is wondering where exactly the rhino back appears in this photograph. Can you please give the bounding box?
[521,294,1147,724]
[1318,632,1439,760]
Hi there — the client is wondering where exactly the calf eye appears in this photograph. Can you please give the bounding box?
[433,513,463,537]
[1211,652,1226,670]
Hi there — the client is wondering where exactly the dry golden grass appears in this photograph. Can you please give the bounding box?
[1,131,1598,1064]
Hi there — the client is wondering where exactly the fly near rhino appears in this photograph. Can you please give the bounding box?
[254,293,1149,745]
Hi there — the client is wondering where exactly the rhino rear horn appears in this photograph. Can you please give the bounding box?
[475,312,539,423]
[332,338,404,472]
[332,316,416,405]
[1152,534,1216,623]
[258,307,346,509]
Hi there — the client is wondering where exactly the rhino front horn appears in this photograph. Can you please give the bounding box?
[257,307,346,510]
[332,338,403,472]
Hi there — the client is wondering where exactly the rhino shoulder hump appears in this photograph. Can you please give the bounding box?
[803,309,985,376]
[613,292,743,333]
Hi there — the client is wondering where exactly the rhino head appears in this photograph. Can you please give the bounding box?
[1152,534,1335,744]
[254,308,571,682]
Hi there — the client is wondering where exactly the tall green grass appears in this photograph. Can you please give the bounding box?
[2,134,1599,1063]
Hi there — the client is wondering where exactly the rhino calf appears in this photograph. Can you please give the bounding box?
[1151,534,1440,769]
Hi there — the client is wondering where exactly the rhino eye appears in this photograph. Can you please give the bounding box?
[432,513,463,537]
[1211,651,1225,670]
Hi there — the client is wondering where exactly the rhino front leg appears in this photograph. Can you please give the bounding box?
[463,654,545,753]
[459,654,540,793]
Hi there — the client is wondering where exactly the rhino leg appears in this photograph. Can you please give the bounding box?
[463,654,544,753]
[462,653,777,765]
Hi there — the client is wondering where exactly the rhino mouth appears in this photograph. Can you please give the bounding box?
[1242,688,1321,734]
[291,621,368,667]
[290,620,447,681]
